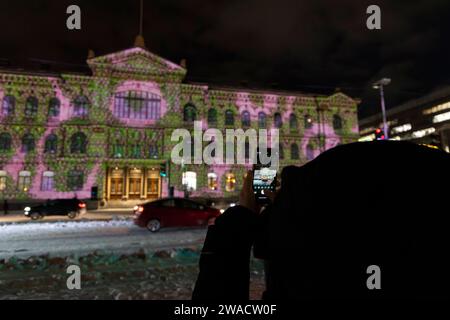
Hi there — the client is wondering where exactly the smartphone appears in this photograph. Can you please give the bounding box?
[253,148,277,203]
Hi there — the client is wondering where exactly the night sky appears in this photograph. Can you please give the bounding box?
[1,0,450,119]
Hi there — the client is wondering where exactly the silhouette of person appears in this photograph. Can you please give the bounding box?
[192,141,450,300]
[3,199,8,215]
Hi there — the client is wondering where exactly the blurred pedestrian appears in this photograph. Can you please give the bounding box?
[3,199,8,215]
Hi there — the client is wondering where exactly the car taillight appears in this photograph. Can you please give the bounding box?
[78,203,86,208]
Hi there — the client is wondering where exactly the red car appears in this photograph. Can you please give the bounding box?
[133,198,222,232]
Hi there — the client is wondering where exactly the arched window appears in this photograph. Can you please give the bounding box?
[183,104,196,122]
[289,113,298,130]
[2,95,15,116]
[22,134,35,153]
[25,97,38,117]
[48,98,60,117]
[41,171,55,191]
[225,109,234,126]
[290,143,299,160]
[67,170,84,191]
[258,112,266,128]
[207,108,217,125]
[18,171,31,191]
[333,114,343,130]
[73,96,89,117]
[274,113,283,128]
[44,134,58,154]
[225,173,236,192]
[304,115,313,129]
[0,132,12,152]
[241,111,251,127]
[70,132,87,154]
[306,144,315,161]
[114,91,161,119]
[149,144,159,159]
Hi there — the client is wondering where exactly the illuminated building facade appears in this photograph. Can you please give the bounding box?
[0,41,359,205]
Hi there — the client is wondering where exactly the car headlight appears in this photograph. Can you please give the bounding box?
[24,207,31,212]
[220,209,225,214]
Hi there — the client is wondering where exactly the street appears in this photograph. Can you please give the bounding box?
[0,219,208,259]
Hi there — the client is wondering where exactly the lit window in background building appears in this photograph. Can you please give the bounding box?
[358,134,376,142]
[411,127,436,138]
[114,91,161,120]
[182,171,197,191]
[225,173,236,192]
[423,101,450,115]
[391,123,412,134]
[433,111,450,123]
[207,173,218,190]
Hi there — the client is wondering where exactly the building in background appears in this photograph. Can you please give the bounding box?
[359,86,450,152]
[0,37,359,207]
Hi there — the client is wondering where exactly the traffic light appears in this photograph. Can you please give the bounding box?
[375,128,385,140]
[160,162,167,177]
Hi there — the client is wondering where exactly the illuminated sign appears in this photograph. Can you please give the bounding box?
[432,111,450,123]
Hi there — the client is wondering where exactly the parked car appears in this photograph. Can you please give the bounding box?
[24,199,87,220]
[134,197,222,232]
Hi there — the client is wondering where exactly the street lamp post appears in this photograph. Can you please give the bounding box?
[373,78,391,140]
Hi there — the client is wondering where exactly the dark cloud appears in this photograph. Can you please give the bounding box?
[0,0,450,118]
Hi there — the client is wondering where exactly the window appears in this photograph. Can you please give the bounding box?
[207,173,218,190]
[306,144,314,161]
[290,143,299,160]
[112,144,124,158]
[183,104,196,122]
[225,109,234,126]
[182,171,197,191]
[2,95,15,116]
[73,96,89,117]
[225,173,236,192]
[289,113,298,130]
[279,144,284,160]
[0,170,7,191]
[304,115,313,129]
[67,170,84,191]
[44,134,58,154]
[242,111,251,127]
[25,97,38,117]
[149,144,159,158]
[18,171,31,191]
[333,114,343,130]
[114,91,161,120]
[131,144,141,158]
[207,108,217,125]
[22,134,35,153]
[70,132,87,154]
[0,132,12,152]
[41,171,54,191]
[48,98,60,117]
[258,112,266,128]
[274,113,283,128]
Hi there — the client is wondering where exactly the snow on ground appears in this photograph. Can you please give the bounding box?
[0,219,208,259]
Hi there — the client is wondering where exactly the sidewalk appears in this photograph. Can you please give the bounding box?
[0,208,134,224]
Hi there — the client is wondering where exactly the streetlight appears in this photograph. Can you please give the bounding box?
[373,78,391,140]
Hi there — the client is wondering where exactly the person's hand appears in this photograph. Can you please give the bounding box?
[239,170,260,213]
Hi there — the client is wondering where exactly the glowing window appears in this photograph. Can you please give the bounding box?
[225,173,236,192]
[208,173,218,191]
[115,91,161,120]
[18,171,31,192]
[41,171,54,191]
[73,96,89,117]
[182,171,197,191]
[2,95,15,116]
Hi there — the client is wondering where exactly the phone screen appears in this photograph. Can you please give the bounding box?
[253,147,277,203]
